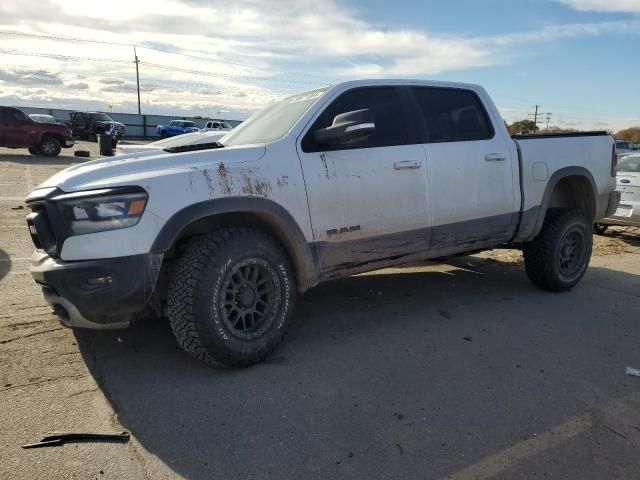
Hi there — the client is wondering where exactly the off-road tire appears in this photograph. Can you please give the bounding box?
[28,147,40,155]
[593,223,608,235]
[167,228,296,368]
[38,136,61,157]
[523,210,592,292]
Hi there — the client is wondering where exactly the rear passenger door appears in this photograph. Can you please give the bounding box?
[298,86,430,275]
[409,87,517,250]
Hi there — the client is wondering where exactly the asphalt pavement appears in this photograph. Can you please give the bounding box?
[1,143,639,479]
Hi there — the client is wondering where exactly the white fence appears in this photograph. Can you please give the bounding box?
[14,106,243,138]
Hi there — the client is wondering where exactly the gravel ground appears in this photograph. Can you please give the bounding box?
[1,144,639,479]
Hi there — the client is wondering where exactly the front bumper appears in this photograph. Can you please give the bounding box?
[63,138,75,148]
[30,251,163,329]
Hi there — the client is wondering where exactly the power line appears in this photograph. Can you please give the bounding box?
[0,63,286,100]
[0,48,327,89]
[0,30,342,83]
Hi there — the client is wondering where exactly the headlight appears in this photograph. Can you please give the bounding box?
[56,190,148,235]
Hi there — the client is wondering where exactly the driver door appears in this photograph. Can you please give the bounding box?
[297,86,430,276]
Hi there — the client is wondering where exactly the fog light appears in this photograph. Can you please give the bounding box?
[87,275,113,286]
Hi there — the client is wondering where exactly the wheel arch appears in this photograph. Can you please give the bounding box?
[39,132,65,145]
[529,166,598,240]
[151,197,319,291]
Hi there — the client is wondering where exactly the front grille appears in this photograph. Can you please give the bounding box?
[26,210,57,254]
[25,188,73,258]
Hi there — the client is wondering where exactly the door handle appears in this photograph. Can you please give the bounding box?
[394,160,422,170]
[485,153,506,162]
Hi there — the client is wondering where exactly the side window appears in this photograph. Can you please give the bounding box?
[411,87,493,143]
[10,109,28,122]
[302,87,408,152]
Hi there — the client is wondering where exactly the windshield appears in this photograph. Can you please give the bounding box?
[93,113,113,121]
[618,155,640,172]
[30,114,55,123]
[221,87,328,146]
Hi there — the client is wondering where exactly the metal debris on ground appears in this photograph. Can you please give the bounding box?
[22,431,130,449]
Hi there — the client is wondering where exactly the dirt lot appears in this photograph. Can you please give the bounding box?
[1,144,640,479]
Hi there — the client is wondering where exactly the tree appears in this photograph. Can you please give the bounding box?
[615,127,640,144]
[507,119,537,135]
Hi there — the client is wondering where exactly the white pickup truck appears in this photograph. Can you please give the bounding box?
[25,80,620,367]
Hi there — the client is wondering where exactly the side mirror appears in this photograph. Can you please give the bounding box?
[314,109,375,146]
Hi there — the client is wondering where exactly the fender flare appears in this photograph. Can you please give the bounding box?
[150,197,319,291]
[528,166,598,240]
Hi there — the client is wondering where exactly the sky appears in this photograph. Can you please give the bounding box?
[0,0,638,131]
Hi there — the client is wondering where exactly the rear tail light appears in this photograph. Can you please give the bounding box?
[611,144,617,177]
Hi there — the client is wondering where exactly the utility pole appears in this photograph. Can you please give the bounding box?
[528,105,542,133]
[545,112,552,131]
[133,45,141,115]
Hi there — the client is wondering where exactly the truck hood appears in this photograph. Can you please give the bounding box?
[34,144,266,193]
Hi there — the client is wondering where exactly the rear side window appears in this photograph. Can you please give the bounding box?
[302,87,409,152]
[411,87,493,143]
[6,109,28,122]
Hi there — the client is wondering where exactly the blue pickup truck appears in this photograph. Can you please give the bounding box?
[156,120,200,138]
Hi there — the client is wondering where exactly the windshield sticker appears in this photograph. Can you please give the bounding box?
[287,90,326,104]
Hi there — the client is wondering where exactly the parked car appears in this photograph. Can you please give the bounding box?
[68,111,126,140]
[616,140,636,158]
[29,114,58,124]
[25,79,619,368]
[115,131,227,157]
[0,106,74,156]
[156,120,199,138]
[594,152,640,233]
[200,120,233,132]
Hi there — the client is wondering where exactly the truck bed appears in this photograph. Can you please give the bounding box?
[512,131,615,241]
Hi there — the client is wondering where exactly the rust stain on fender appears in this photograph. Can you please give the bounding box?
[201,169,215,196]
[276,176,289,188]
[217,162,232,194]
[240,169,273,197]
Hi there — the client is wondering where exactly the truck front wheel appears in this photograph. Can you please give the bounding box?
[38,137,61,157]
[167,228,296,367]
[522,210,592,292]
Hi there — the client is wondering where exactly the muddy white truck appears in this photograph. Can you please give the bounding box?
[25,80,620,367]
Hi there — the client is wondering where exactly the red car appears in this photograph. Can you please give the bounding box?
[0,106,74,157]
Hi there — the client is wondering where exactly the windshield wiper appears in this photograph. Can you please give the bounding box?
[163,142,225,153]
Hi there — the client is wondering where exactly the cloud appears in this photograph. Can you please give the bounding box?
[0,0,637,124]
[99,78,127,85]
[0,68,63,85]
[67,82,89,90]
[553,0,640,12]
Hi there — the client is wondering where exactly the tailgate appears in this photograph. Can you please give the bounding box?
[617,174,640,203]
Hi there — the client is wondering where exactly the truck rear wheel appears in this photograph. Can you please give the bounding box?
[160,131,168,138]
[523,210,592,292]
[38,137,61,157]
[28,147,41,155]
[167,228,296,368]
